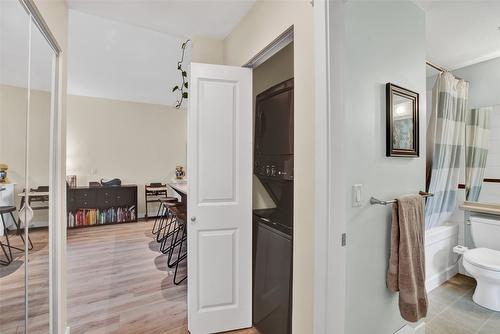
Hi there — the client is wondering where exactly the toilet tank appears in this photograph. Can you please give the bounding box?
[470,216,500,251]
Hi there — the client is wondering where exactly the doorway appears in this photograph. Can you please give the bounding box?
[251,41,294,334]
[186,29,294,334]
[64,33,295,334]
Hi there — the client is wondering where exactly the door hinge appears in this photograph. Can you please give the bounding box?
[341,233,347,247]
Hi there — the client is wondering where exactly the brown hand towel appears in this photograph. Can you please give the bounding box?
[387,194,427,322]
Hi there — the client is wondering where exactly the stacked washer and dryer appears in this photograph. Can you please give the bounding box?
[253,78,294,334]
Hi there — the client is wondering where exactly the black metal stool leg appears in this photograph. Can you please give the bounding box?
[159,212,179,254]
[152,202,165,234]
[0,214,14,260]
[160,222,176,254]
[173,224,187,285]
[0,238,12,265]
[167,220,184,268]
[156,209,172,243]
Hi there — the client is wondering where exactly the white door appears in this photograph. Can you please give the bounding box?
[188,63,253,333]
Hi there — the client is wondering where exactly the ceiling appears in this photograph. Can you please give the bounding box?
[417,0,500,71]
[67,9,191,106]
[67,0,500,71]
[67,0,256,39]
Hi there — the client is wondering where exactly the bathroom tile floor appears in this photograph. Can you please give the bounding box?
[426,274,500,334]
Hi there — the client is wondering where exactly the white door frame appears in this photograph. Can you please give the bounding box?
[313,1,346,334]
[50,1,345,333]
[17,1,65,334]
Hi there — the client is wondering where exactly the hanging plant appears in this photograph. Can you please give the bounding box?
[172,39,190,108]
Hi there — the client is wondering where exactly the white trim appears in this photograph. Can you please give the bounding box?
[314,1,346,333]
[243,26,294,69]
[19,0,62,54]
[15,1,64,333]
[53,49,66,334]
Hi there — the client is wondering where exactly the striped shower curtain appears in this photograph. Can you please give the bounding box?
[465,107,491,202]
[425,72,469,229]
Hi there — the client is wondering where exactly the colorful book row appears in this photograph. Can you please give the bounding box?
[67,206,136,227]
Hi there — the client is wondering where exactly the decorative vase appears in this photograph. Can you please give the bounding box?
[175,166,185,180]
[0,164,8,183]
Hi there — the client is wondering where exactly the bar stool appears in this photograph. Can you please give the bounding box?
[159,202,185,254]
[152,197,178,235]
[145,183,177,220]
[165,204,187,285]
[172,219,187,285]
[0,206,31,262]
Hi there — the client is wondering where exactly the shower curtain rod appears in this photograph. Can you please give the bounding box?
[426,60,468,82]
[426,60,447,73]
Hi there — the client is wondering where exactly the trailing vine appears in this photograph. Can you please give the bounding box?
[172,39,190,108]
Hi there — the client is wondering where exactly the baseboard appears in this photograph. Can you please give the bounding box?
[395,322,425,334]
[426,264,458,292]
[65,326,70,334]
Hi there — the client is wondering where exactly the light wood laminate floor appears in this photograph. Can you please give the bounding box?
[67,220,258,334]
[0,228,50,334]
[1,221,258,334]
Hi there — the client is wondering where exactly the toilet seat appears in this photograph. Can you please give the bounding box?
[464,248,500,272]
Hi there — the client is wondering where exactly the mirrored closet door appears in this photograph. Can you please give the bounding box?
[0,1,30,332]
[1,1,58,333]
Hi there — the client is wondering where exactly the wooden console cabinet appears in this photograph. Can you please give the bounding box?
[67,185,138,228]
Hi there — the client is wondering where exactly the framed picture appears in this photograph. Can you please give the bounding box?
[386,83,419,157]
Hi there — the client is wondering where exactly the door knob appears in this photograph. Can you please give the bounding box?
[191,217,196,222]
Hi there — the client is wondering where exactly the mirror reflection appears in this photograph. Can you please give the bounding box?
[0,1,30,332]
[0,1,55,333]
[27,12,54,334]
[465,105,499,204]
[393,94,415,150]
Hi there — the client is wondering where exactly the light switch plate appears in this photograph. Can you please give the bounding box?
[352,184,362,207]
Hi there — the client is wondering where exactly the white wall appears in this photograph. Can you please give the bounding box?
[0,85,50,226]
[66,94,187,217]
[222,2,315,332]
[453,56,500,109]
[191,36,224,64]
[343,2,426,334]
[0,0,52,91]
[0,0,52,201]
[67,10,190,218]
[0,0,60,228]
[68,10,190,107]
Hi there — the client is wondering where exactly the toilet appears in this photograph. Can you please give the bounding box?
[462,216,500,311]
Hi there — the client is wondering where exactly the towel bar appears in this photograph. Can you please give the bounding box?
[370,191,433,205]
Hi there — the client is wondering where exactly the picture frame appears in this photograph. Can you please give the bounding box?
[386,83,419,157]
